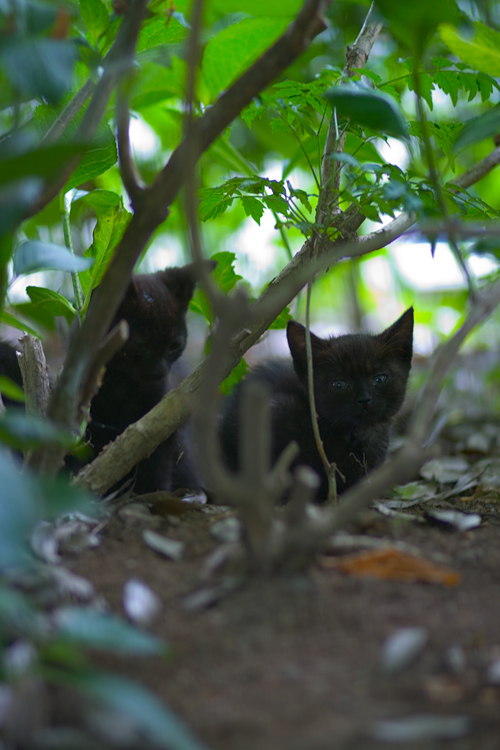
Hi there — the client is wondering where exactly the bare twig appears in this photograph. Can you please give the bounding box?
[304,278,338,501]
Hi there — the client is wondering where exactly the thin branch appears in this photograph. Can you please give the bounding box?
[304,278,338,501]
[116,83,144,206]
[41,80,94,145]
[448,146,500,190]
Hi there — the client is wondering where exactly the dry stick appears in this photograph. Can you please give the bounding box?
[31,0,332,478]
[282,275,500,563]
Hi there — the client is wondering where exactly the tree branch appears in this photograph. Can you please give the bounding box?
[30,0,333,476]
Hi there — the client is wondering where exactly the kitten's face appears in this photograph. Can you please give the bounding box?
[106,264,210,383]
[287,308,414,430]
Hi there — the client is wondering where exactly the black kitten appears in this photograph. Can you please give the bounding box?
[88,262,213,494]
[219,308,414,502]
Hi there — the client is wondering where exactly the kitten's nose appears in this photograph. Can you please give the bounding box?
[357,394,373,407]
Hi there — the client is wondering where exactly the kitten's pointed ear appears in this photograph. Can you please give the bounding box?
[160,260,217,310]
[287,321,325,378]
[377,307,414,362]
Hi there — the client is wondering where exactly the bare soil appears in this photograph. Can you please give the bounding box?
[67,495,500,750]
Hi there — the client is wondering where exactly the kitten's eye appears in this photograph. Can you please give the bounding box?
[373,373,388,385]
[332,379,348,389]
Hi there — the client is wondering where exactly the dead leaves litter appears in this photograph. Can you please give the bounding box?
[320,547,461,586]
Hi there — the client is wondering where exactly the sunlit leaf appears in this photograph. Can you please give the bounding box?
[241,196,265,225]
[440,21,500,77]
[220,359,249,395]
[137,17,187,52]
[13,241,93,275]
[65,126,118,190]
[202,18,289,103]
[77,191,132,301]
[81,0,109,42]
[0,311,39,337]
[0,377,25,403]
[26,286,76,324]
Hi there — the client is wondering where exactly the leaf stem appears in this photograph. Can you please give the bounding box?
[60,191,84,324]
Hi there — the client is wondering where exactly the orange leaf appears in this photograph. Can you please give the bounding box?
[320,547,461,587]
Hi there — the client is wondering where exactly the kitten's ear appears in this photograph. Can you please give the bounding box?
[287,321,325,377]
[377,307,414,361]
[160,260,217,310]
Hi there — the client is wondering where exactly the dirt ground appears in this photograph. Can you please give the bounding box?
[66,485,500,750]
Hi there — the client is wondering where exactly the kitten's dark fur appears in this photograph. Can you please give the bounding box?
[220,308,414,502]
[88,262,212,494]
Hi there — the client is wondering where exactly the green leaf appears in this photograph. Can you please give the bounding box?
[0,376,25,403]
[77,191,132,301]
[65,126,118,190]
[198,187,234,222]
[376,0,458,54]
[75,672,210,750]
[325,84,409,138]
[269,306,292,330]
[453,107,500,152]
[0,452,37,570]
[189,288,212,324]
[13,241,94,275]
[137,17,187,52]
[0,38,78,104]
[0,586,45,637]
[202,18,289,103]
[211,0,302,14]
[0,412,73,451]
[53,607,168,655]
[26,286,76,324]
[0,311,39,337]
[241,196,265,225]
[211,251,242,293]
[81,0,109,42]
[220,359,249,395]
[0,144,83,187]
[440,21,500,77]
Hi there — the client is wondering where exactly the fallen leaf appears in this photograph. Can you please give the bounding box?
[321,548,461,586]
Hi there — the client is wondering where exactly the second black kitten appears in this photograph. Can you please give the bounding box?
[87,262,212,494]
[219,308,414,502]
